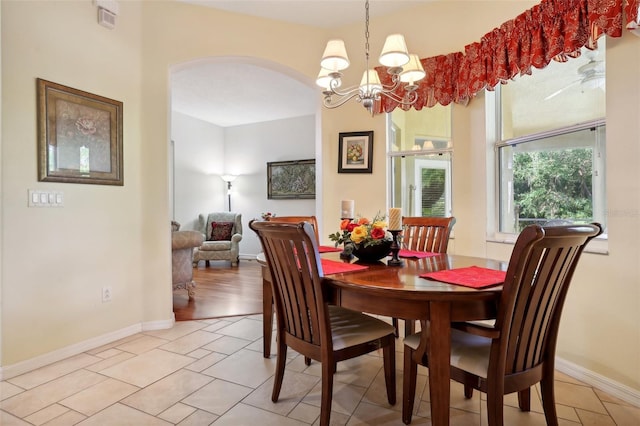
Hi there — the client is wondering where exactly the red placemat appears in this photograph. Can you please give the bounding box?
[398,249,439,258]
[321,259,369,275]
[318,245,343,253]
[420,266,506,288]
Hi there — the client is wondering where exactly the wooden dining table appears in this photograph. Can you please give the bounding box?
[258,250,506,426]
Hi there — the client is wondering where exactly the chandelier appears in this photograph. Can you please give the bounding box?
[316,0,425,115]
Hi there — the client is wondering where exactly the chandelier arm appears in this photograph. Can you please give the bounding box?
[327,82,364,98]
[323,91,363,109]
[379,89,420,106]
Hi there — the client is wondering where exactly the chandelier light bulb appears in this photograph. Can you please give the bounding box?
[320,39,350,72]
[400,54,426,86]
[360,69,382,94]
[379,34,410,68]
[316,68,341,90]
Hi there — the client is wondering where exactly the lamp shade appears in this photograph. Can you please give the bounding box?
[360,69,382,93]
[400,54,426,84]
[316,68,341,90]
[221,174,237,183]
[378,34,410,68]
[320,39,350,72]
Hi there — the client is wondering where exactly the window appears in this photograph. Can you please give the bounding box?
[494,41,607,235]
[388,106,452,218]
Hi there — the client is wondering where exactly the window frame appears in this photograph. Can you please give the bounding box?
[487,86,609,253]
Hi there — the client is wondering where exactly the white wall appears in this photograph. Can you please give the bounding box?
[171,111,225,229]
[171,111,316,256]
[223,115,317,256]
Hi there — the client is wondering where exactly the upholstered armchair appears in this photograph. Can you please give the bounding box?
[193,212,243,267]
[171,223,204,298]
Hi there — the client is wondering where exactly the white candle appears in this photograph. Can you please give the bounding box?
[389,207,402,230]
[341,200,355,219]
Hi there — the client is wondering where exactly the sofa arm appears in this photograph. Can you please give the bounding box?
[172,231,204,250]
[231,233,243,244]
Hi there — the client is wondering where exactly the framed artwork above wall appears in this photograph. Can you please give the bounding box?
[338,131,373,173]
[267,159,315,199]
[37,78,123,185]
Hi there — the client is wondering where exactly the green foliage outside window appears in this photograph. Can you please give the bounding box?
[513,148,593,229]
[421,168,446,217]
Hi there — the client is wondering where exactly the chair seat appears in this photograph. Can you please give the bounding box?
[404,328,491,379]
[329,306,395,350]
[199,240,232,251]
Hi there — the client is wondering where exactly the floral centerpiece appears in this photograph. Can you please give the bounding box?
[261,212,275,220]
[329,212,392,260]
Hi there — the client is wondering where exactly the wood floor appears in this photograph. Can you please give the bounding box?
[172,259,263,321]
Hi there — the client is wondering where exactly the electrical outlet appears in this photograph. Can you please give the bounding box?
[102,286,112,303]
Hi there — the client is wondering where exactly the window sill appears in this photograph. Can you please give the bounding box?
[487,233,609,255]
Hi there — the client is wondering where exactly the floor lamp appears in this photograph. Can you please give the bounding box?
[221,175,237,212]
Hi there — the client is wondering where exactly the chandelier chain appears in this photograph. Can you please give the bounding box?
[364,0,370,62]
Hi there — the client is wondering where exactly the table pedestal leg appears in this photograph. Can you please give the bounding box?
[428,301,452,426]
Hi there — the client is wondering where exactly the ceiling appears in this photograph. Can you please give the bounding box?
[179,1,428,29]
[171,1,536,127]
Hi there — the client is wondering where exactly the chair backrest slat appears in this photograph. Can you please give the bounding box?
[497,224,602,376]
[401,217,456,253]
[266,215,319,244]
[251,220,328,348]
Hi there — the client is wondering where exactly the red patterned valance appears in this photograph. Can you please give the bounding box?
[377,0,640,112]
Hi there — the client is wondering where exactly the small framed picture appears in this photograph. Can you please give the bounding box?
[338,131,373,173]
[37,78,123,185]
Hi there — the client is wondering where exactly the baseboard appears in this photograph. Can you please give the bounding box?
[556,357,640,407]
[0,318,174,381]
[239,253,258,261]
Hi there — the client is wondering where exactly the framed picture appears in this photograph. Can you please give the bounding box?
[37,78,123,185]
[267,159,315,199]
[338,131,373,173]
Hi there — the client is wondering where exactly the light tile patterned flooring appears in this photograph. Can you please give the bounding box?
[1,315,639,425]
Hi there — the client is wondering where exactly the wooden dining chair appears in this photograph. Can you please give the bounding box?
[265,215,319,242]
[392,216,456,336]
[401,216,456,253]
[250,220,396,426]
[402,223,602,425]
[264,216,320,365]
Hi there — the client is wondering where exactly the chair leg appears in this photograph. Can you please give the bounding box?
[392,317,399,337]
[271,340,287,402]
[319,360,334,426]
[540,374,559,426]
[402,346,418,424]
[518,388,531,411]
[464,385,473,399]
[304,356,311,366]
[382,339,396,405]
[486,390,505,426]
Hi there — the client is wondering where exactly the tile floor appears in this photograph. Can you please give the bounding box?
[1,315,639,425]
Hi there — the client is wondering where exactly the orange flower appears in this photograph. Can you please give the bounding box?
[340,219,352,230]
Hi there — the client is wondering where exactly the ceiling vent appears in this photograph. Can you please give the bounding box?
[94,0,119,29]
[98,8,116,29]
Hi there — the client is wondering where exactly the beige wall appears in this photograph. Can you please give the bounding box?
[1,0,149,365]
[1,0,639,401]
